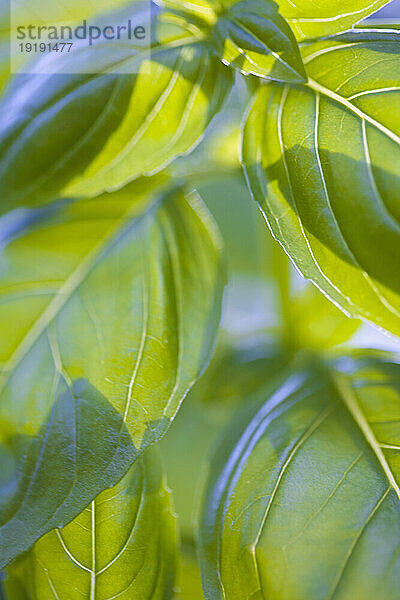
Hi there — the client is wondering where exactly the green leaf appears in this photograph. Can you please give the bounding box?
[0,16,233,212]
[211,0,306,82]
[160,0,218,26]
[200,353,400,599]
[160,340,287,541]
[5,447,177,599]
[242,34,400,338]
[276,0,394,40]
[0,182,224,567]
[160,0,393,40]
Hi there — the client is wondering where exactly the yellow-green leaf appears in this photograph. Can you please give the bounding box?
[277,0,393,40]
[0,182,224,568]
[0,12,233,212]
[5,447,177,600]
[211,0,306,82]
[242,33,400,338]
[200,354,400,599]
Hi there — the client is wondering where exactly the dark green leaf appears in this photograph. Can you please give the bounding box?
[211,0,306,82]
[200,353,400,599]
[5,447,177,599]
[0,182,224,567]
[242,35,400,338]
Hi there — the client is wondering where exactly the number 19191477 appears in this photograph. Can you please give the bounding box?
[19,42,74,53]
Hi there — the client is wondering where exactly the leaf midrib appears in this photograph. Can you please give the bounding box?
[333,372,400,501]
[306,78,400,146]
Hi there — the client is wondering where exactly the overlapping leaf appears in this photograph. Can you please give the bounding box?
[211,0,306,81]
[277,0,393,40]
[242,33,400,338]
[160,340,287,541]
[0,10,233,212]
[161,0,392,40]
[0,181,224,567]
[5,447,177,600]
[200,353,400,599]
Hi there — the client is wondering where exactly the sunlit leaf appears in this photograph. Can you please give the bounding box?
[277,0,394,40]
[160,340,286,541]
[0,11,233,212]
[5,447,177,600]
[211,0,306,81]
[242,34,400,338]
[200,353,400,599]
[0,182,224,567]
[160,0,393,40]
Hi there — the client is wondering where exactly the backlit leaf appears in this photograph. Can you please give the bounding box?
[0,12,233,212]
[200,353,400,599]
[277,0,393,40]
[211,0,306,82]
[161,0,393,40]
[5,447,177,600]
[160,340,287,541]
[242,33,400,338]
[0,182,224,567]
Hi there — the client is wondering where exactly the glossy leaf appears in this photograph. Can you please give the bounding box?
[211,0,306,82]
[242,34,400,338]
[0,13,233,212]
[5,447,177,599]
[277,0,393,40]
[0,182,224,567]
[200,354,400,599]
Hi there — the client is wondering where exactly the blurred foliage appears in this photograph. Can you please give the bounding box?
[290,286,361,351]
[199,174,272,280]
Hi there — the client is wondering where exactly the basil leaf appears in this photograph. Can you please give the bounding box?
[5,447,177,600]
[277,0,394,40]
[211,0,306,82]
[160,340,287,542]
[0,183,224,567]
[0,25,233,211]
[242,35,400,338]
[161,0,392,41]
[200,354,400,599]
[160,0,217,26]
